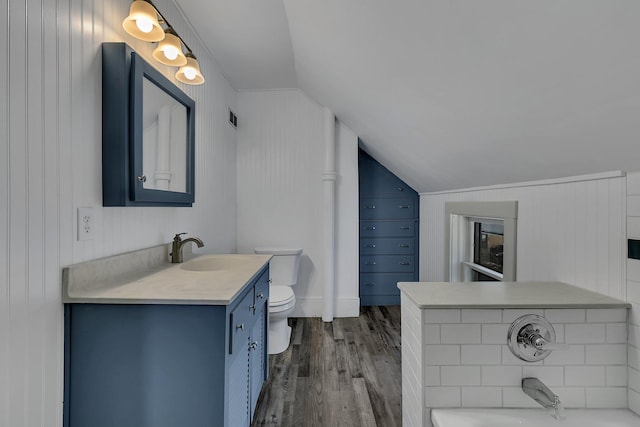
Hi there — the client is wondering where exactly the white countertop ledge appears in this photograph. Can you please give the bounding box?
[397,281,630,309]
[62,244,271,305]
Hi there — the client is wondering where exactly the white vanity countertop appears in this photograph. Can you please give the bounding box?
[397,281,630,309]
[62,245,271,305]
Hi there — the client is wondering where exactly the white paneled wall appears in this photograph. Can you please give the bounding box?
[0,1,238,425]
[236,89,359,317]
[627,171,640,415]
[420,173,626,299]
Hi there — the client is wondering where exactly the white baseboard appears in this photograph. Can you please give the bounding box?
[291,296,360,318]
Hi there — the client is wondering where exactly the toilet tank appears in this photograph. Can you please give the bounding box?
[254,247,302,287]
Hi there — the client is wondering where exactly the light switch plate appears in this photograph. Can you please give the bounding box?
[77,207,95,241]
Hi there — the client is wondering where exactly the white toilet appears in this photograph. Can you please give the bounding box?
[254,247,302,354]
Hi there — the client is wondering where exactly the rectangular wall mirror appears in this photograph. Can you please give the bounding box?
[102,42,196,207]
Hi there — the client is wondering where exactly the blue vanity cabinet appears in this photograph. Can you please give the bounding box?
[63,267,269,427]
[359,148,420,305]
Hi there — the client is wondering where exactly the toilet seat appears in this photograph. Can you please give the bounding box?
[269,286,295,312]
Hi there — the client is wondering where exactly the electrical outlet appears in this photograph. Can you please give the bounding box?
[77,207,95,241]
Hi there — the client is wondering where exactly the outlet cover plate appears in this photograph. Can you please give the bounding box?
[77,207,95,241]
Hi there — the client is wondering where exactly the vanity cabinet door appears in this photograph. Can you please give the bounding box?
[249,302,266,415]
[228,346,250,427]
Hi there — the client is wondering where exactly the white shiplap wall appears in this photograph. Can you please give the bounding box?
[420,173,626,299]
[236,89,359,317]
[0,1,238,425]
[626,171,640,415]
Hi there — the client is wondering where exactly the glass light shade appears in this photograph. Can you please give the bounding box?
[122,1,164,42]
[176,55,205,85]
[152,31,187,66]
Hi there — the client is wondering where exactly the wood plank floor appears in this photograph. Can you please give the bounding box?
[251,305,402,427]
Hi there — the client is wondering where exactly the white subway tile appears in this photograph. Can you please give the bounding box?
[585,387,628,408]
[424,366,440,386]
[565,366,605,386]
[585,344,627,365]
[461,309,502,323]
[629,195,640,216]
[629,345,640,371]
[629,389,640,417]
[461,387,502,407]
[502,387,539,408]
[441,366,481,386]
[586,308,628,323]
[629,324,640,347]
[461,345,501,365]
[481,366,521,386]
[543,345,585,366]
[424,309,460,324]
[629,261,640,287]
[424,345,460,366]
[565,323,605,344]
[544,309,585,323]
[628,281,640,305]
[606,366,628,387]
[606,323,627,343]
[522,366,564,386]
[552,387,586,408]
[629,303,640,326]
[630,367,640,393]
[629,217,640,240]
[503,309,543,324]
[482,324,508,344]
[424,324,440,344]
[425,387,460,408]
[502,347,544,366]
[441,324,481,344]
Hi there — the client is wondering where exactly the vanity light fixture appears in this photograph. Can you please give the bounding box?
[175,53,205,85]
[122,0,205,85]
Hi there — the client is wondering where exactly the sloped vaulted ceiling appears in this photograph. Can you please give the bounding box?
[175,0,640,192]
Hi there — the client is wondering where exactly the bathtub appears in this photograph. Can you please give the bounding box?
[431,408,640,427]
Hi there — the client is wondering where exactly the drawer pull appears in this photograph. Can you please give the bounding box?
[365,205,376,209]
[257,293,265,299]
[364,226,376,230]
[400,226,411,230]
[397,187,404,191]
[236,323,245,331]
[249,341,258,350]
[365,261,377,265]
[399,244,410,248]
[397,205,410,209]
[366,244,376,248]
[399,262,411,266]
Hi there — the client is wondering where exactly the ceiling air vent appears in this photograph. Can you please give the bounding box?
[229,109,238,129]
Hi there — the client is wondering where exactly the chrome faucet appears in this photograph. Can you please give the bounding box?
[170,233,204,263]
[522,377,566,420]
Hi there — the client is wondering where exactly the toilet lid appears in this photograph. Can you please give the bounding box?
[270,286,295,306]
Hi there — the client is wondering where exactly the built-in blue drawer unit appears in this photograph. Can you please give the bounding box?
[360,255,415,273]
[359,273,414,296]
[360,220,416,238]
[360,238,415,255]
[360,198,416,220]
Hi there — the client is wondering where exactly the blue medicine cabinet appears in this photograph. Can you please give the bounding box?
[102,42,195,207]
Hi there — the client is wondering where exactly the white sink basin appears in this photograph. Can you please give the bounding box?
[180,255,252,272]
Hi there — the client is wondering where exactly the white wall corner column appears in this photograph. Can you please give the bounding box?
[322,107,337,322]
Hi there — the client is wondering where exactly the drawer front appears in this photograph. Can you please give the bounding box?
[360,273,414,296]
[360,220,416,237]
[230,290,254,355]
[360,198,416,220]
[360,238,415,255]
[360,255,415,273]
[254,269,269,307]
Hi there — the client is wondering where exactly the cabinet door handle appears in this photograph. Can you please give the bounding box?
[364,205,376,209]
[400,226,411,230]
[399,244,410,248]
[366,244,376,248]
[399,262,411,266]
[236,323,245,331]
[397,187,404,191]
[249,341,258,350]
[363,226,376,230]
[364,261,377,265]
[397,205,410,209]
[256,293,265,299]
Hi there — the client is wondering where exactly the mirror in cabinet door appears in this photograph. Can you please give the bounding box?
[102,42,195,207]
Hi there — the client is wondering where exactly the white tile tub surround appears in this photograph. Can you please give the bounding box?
[402,306,629,427]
